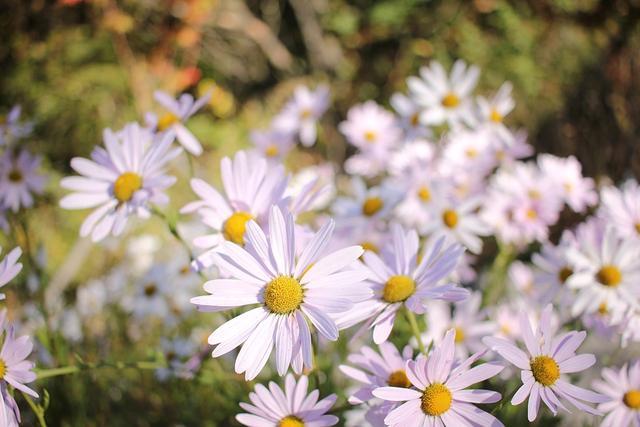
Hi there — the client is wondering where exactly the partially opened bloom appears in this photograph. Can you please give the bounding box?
[191,206,370,380]
[0,149,46,212]
[373,329,504,426]
[336,224,468,344]
[0,247,22,300]
[150,90,211,155]
[407,60,479,128]
[60,123,181,242]
[273,85,330,147]
[484,305,606,422]
[236,374,338,427]
[593,361,640,427]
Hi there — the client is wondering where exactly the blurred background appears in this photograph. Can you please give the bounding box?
[2,0,640,425]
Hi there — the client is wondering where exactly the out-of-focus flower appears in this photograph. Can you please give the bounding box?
[484,305,606,422]
[538,154,597,213]
[0,106,33,146]
[390,93,431,141]
[191,206,369,380]
[332,177,402,226]
[407,60,479,128]
[599,179,640,240]
[532,231,576,305]
[0,149,46,212]
[273,85,330,147]
[373,329,504,426]
[236,374,338,426]
[250,128,295,161]
[476,82,515,143]
[0,247,21,300]
[60,123,181,242]
[336,224,468,344]
[592,361,640,427]
[156,337,197,381]
[148,90,211,155]
[197,79,236,118]
[339,101,402,154]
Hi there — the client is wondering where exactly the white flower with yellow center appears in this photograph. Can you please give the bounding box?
[332,177,402,226]
[250,128,295,161]
[599,179,640,239]
[60,122,181,242]
[272,85,330,147]
[0,149,46,212]
[407,59,479,128]
[373,329,504,426]
[475,81,515,143]
[191,206,370,380]
[335,224,468,344]
[566,220,640,320]
[148,90,211,156]
[484,305,606,422]
[593,361,640,426]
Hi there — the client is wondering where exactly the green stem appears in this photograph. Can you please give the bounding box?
[405,308,425,354]
[21,391,47,427]
[36,360,163,380]
[482,242,516,306]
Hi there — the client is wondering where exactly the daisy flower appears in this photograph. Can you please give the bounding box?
[407,60,479,128]
[60,123,181,242]
[390,92,431,141]
[373,329,504,426]
[593,361,640,427]
[565,219,640,319]
[336,224,468,344]
[191,206,370,380]
[332,177,402,225]
[599,179,640,239]
[538,154,597,213]
[149,90,211,155]
[339,101,402,153]
[475,82,515,143]
[483,305,606,421]
[272,84,330,147]
[0,247,21,301]
[422,196,490,254]
[0,149,46,212]
[0,310,38,402]
[0,105,33,146]
[250,128,295,161]
[236,374,338,427]
[531,231,576,304]
[181,150,288,269]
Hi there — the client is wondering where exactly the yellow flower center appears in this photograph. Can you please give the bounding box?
[0,359,6,379]
[635,223,640,234]
[113,172,143,202]
[382,275,415,303]
[387,369,412,388]
[441,93,460,108]
[360,241,379,254]
[223,211,253,245]
[418,186,431,202]
[489,109,503,123]
[421,383,452,416]
[8,169,22,183]
[278,415,305,427]
[364,131,377,143]
[264,276,303,314]
[454,327,465,343]
[528,190,541,200]
[144,283,157,297]
[623,390,640,410]
[465,148,478,158]
[526,209,538,220]
[362,197,383,217]
[597,302,608,315]
[265,144,279,157]
[300,109,312,119]
[558,266,573,284]
[410,113,420,126]
[596,265,622,287]
[530,355,560,386]
[157,112,180,131]
[442,209,458,229]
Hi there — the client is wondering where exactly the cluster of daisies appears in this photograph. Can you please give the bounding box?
[1,59,640,425]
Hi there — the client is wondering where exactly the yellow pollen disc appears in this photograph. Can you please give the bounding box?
[157,112,180,131]
[530,355,560,386]
[360,241,379,254]
[526,208,538,220]
[454,327,465,343]
[383,275,415,303]
[265,144,279,157]
[441,93,460,108]
[300,109,312,119]
[421,383,452,416]
[364,130,377,143]
[362,197,383,217]
[495,150,506,161]
[0,359,6,379]
[8,169,22,182]
[442,209,458,229]
[410,113,420,126]
[528,190,541,200]
[623,390,640,409]
[597,302,608,315]
[387,369,412,388]
[558,266,573,284]
[489,109,503,123]
[635,223,640,234]
[278,415,305,427]
[113,172,143,202]
[223,212,253,245]
[144,283,157,297]
[264,276,303,314]
[418,186,431,202]
[465,148,478,158]
[596,265,622,287]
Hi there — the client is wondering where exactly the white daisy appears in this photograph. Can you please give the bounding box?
[0,149,46,212]
[191,206,370,380]
[60,122,181,242]
[599,179,640,239]
[272,84,330,147]
[593,361,640,427]
[0,247,22,300]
